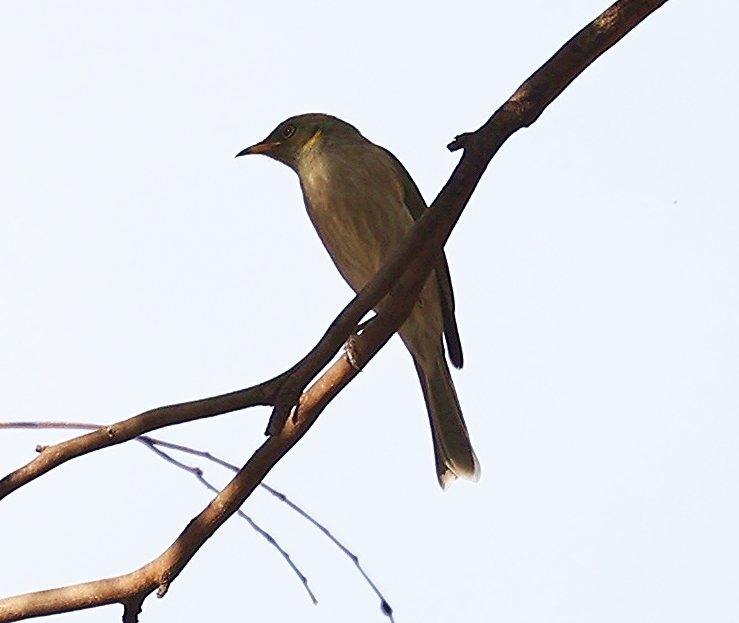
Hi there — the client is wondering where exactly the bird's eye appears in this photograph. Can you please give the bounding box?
[281,124,295,139]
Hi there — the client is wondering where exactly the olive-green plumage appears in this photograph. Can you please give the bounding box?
[237,113,479,488]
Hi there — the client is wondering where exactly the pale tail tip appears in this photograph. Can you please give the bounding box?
[438,453,482,490]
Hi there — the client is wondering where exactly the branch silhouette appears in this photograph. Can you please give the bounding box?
[1,421,396,617]
[0,1,669,620]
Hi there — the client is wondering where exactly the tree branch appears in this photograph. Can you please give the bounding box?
[0,1,670,619]
[0,350,354,622]
[2,421,398,615]
[267,0,671,429]
[0,372,289,501]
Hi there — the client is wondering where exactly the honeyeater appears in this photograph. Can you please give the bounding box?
[237,113,479,488]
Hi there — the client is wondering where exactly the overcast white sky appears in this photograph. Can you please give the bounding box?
[1,1,738,622]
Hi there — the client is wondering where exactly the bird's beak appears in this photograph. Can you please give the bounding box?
[235,141,280,158]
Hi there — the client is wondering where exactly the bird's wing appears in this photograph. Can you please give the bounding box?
[379,146,464,369]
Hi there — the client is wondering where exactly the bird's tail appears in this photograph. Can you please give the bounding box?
[413,353,480,489]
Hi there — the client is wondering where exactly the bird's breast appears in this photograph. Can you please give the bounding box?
[298,146,412,293]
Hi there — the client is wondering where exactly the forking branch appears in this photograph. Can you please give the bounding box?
[0,421,398,618]
[0,1,670,620]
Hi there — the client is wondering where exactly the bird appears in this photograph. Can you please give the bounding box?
[237,113,479,489]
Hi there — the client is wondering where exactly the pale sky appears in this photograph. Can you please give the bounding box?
[1,1,737,622]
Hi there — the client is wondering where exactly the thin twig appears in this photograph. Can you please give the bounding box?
[1,421,317,604]
[2,422,396,618]
[0,373,290,501]
[140,440,318,605]
[141,437,395,620]
[260,483,395,621]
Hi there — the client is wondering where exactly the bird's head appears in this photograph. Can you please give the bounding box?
[236,113,363,170]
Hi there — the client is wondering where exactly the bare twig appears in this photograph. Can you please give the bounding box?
[260,482,394,621]
[1,421,396,616]
[145,440,394,619]
[0,373,289,501]
[0,348,356,621]
[139,439,318,605]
